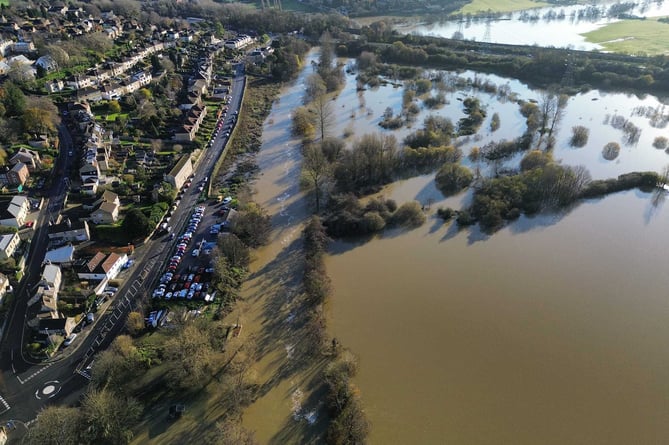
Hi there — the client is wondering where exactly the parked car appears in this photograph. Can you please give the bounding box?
[86,313,95,324]
[63,333,78,346]
[192,249,200,257]
[222,196,232,205]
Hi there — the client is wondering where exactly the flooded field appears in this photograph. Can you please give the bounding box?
[240,46,669,444]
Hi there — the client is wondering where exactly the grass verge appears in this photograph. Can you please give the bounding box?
[583,18,669,55]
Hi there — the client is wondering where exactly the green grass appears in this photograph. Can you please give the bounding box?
[103,113,129,122]
[0,0,8,5]
[583,18,669,55]
[458,0,549,14]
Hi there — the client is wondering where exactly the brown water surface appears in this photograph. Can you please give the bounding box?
[327,189,669,444]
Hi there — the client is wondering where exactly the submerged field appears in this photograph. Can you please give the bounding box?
[583,18,669,55]
[458,0,549,14]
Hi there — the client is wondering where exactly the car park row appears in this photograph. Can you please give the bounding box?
[153,204,215,302]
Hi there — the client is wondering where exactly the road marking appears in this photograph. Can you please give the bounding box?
[18,361,54,385]
[77,369,92,381]
[0,395,10,414]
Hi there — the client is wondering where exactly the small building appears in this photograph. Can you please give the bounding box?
[38,317,76,337]
[46,79,65,94]
[90,201,119,224]
[41,264,62,290]
[0,196,30,228]
[164,155,193,190]
[9,148,41,171]
[76,252,127,281]
[0,273,10,306]
[35,55,58,73]
[49,218,90,243]
[0,232,19,260]
[7,162,29,186]
[44,245,75,265]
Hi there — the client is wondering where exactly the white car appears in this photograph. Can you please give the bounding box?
[222,197,232,205]
[192,249,200,257]
[63,333,78,346]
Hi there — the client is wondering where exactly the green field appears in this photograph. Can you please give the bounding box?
[583,18,669,55]
[458,0,549,14]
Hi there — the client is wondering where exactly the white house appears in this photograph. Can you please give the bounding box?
[0,196,29,228]
[41,264,62,290]
[76,252,127,281]
[0,232,20,260]
[35,55,58,72]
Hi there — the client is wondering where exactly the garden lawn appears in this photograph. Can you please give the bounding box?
[583,18,669,55]
[458,0,548,14]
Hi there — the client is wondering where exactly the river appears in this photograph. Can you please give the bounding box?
[240,47,669,444]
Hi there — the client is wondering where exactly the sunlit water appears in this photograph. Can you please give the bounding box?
[399,0,669,50]
[241,48,669,444]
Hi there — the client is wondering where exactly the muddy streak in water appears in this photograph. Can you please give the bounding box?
[238,50,324,444]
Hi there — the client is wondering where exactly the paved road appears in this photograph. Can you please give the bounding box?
[0,63,246,431]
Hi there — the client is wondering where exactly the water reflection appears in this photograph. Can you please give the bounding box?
[401,0,669,50]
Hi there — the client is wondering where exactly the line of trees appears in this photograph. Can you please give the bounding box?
[302,216,370,444]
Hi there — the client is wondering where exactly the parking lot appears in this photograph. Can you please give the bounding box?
[152,190,233,304]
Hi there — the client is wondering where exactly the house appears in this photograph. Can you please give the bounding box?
[90,191,120,224]
[79,162,100,183]
[67,74,94,90]
[0,196,29,228]
[46,79,65,93]
[9,148,41,171]
[91,201,119,224]
[41,264,62,290]
[0,232,20,260]
[6,162,29,186]
[48,218,90,243]
[38,317,76,337]
[44,245,75,265]
[77,86,103,103]
[174,104,207,142]
[164,155,193,190]
[81,178,99,195]
[12,40,35,53]
[28,135,49,150]
[35,55,58,73]
[0,272,10,306]
[76,252,127,281]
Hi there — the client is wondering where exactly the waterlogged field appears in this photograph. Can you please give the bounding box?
[458,0,549,14]
[583,18,669,54]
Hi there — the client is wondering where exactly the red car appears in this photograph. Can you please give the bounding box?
[25,221,34,228]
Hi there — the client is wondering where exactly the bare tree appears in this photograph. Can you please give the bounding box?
[312,94,335,141]
[301,143,331,213]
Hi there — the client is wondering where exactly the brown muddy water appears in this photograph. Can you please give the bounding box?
[327,183,669,445]
[240,48,669,444]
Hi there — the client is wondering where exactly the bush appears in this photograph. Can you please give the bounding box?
[520,150,552,172]
[653,136,668,149]
[602,142,621,160]
[435,163,473,196]
[570,125,589,147]
[437,207,455,220]
[389,201,425,227]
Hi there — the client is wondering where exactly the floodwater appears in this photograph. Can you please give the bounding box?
[327,188,669,444]
[239,50,321,443]
[400,0,669,50]
[241,48,669,444]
